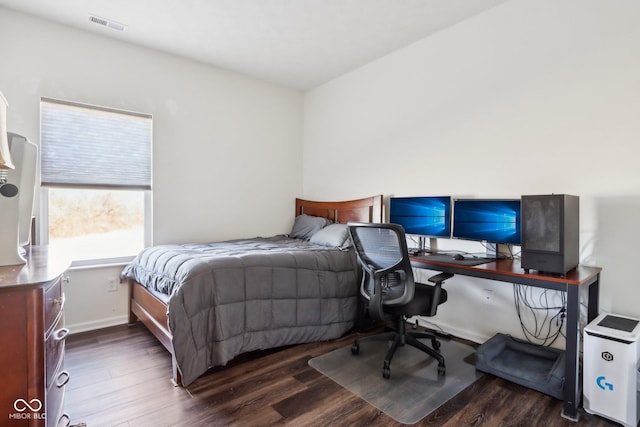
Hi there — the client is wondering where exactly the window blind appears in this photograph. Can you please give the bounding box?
[40,97,152,190]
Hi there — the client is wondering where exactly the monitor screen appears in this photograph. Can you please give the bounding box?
[389,196,452,238]
[453,199,521,245]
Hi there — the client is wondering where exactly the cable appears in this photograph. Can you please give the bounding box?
[512,283,566,346]
[411,317,446,335]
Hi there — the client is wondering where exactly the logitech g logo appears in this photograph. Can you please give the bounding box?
[596,376,614,391]
[13,398,42,412]
[601,351,614,362]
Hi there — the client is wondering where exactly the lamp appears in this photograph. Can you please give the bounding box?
[0,91,38,266]
[0,91,14,180]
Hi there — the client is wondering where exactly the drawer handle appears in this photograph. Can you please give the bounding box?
[54,327,70,341]
[56,370,70,388]
[52,294,66,307]
[58,412,71,427]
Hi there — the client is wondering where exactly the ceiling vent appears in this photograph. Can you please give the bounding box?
[89,14,126,32]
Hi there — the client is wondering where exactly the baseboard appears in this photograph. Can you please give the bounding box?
[67,315,129,335]
[410,316,493,345]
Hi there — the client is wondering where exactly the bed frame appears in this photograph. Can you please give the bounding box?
[127,195,383,385]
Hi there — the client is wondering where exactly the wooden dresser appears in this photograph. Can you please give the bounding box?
[0,246,70,426]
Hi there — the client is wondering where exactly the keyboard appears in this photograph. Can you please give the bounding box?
[414,253,494,266]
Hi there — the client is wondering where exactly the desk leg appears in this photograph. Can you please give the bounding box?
[587,274,600,322]
[562,284,580,421]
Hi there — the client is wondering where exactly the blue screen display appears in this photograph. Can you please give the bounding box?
[389,196,452,238]
[453,199,521,244]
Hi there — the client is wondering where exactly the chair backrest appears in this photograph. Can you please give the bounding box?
[348,223,416,320]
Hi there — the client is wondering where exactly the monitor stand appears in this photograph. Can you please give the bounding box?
[485,243,497,259]
[418,237,439,255]
[486,243,511,259]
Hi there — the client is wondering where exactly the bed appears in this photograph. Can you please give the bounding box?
[121,195,383,386]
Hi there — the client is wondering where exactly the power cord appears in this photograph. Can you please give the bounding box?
[410,317,451,339]
[513,283,566,346]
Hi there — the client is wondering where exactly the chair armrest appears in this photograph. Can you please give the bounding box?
[428,272,453,284]
[425,282,443,316]
[367,276,385,320]
[424,272,453,316]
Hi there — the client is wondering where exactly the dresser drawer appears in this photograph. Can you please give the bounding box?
[46,313,68,390]
[44,277,64,332]
[46,369,70,427]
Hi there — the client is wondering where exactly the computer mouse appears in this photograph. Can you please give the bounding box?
[452,253,465,260]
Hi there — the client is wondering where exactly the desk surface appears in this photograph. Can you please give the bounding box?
[410,256,601,286]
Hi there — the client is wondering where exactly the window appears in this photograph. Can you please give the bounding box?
[40,98,152,265]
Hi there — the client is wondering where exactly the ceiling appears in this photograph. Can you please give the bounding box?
[0,0,508,91]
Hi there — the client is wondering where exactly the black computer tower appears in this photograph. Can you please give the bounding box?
[521,194,579,275]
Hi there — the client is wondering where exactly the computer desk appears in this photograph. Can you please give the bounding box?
[410,255,602,422]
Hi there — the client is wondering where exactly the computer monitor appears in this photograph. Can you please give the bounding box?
[389,196,452,238]
[452,199,521,245]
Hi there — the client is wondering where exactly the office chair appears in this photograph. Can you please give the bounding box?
[347,222,452,379]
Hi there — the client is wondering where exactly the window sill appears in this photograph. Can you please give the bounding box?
[68,256,135,270]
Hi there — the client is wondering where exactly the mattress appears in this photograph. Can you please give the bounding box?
[121,236,359,385]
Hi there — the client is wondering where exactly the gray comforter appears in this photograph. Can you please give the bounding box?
[121,236,359,386]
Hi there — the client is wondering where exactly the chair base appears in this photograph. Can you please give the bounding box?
[351,318,446,379]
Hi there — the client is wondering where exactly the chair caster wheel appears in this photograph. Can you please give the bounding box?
[351,342,360,355]
[438,365,446,376]
[383,367,391,379]
[382,361,391,379]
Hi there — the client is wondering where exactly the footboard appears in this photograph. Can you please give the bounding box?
[127,279,182,386]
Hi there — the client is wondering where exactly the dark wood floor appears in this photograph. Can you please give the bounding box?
[64,324,616,427]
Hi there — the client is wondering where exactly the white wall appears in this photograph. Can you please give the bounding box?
[3,1,639,339]
[303,0,640,344]
[0,8,303,333]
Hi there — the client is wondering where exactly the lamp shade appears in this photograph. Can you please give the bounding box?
[0,91,14,170]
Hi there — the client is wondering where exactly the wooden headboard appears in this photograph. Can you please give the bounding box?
[295,195,383,224]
